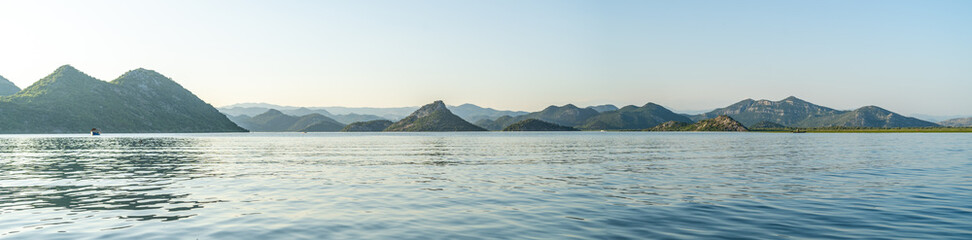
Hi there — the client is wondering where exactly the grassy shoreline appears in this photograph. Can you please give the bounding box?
[749,127,972,133]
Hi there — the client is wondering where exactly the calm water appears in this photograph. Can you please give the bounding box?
[1,132,970,239]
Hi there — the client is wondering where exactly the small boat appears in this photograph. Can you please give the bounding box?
[791,129,806,133]
[90,128,101,136]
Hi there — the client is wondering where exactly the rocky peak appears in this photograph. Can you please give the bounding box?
[410,100,451,118]
[114,68,176,87]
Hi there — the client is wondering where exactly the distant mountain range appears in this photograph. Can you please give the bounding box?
[228,97,949,132]
[0,66,952,133]
[0,65,244,133]
[218,103,529,123]
[230,109,345,132]
[694,96,938,128]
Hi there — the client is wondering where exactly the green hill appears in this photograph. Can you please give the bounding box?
[502,119,578,131]
[578,103,692,130]
[695,96,841,127]
[0,65,245,133]
[298,120,346,132]
[0,74,19,96]
[749,121,787,129]
[650,115,748,131]
[341,120,394,132]
[696,96,938,128]
[240,109,345,132]
[385,101,486,131]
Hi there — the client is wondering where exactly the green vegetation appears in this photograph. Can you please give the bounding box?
[649,115,748,131]
[749,121,786,129]
[0,65,245,133]
[502,119,578,131]
[0,74,19,96]
[587,104,618,113]
[341,119,393,132]
[579,103,692,130]
[385,101,486,131]
[474,116,509,131]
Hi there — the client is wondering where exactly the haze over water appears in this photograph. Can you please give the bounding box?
[1,132,970,239]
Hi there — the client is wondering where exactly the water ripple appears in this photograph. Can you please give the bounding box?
[0,132,970,239]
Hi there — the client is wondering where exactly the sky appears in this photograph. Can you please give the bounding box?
[0,0,969,115]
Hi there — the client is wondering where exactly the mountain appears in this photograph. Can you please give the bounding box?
[940,117,972,127]
[0,74,19,96]
[587,104,618,113]
[449,103,529,123]
[489,104,601,129]
[341,120,394,132]
[502,119,578,131]
[578,103,692,130]
[650,115,748,131]
[219,103,526,123]
[0,65,244,133]
[800,106,940,128]
[384,101,486,131]
[319,106,417,120]
[696,96,938,128]
[696,96,842,126]
[240,109,345,132]
[749,121,787,129]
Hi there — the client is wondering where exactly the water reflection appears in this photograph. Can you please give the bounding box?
[0,137,217,235]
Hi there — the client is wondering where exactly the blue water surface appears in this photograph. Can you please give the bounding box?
[1,132,970,239]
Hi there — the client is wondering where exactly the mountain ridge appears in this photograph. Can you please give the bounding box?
[0,65,245,133]
[695,96,937,128]
[0,74,19,96]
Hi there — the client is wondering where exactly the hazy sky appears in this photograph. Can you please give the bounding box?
[0,0,969,115]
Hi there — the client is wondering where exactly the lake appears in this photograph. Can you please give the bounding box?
[1,132,970,239]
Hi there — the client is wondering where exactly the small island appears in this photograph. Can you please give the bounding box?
[649,115,748,132]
